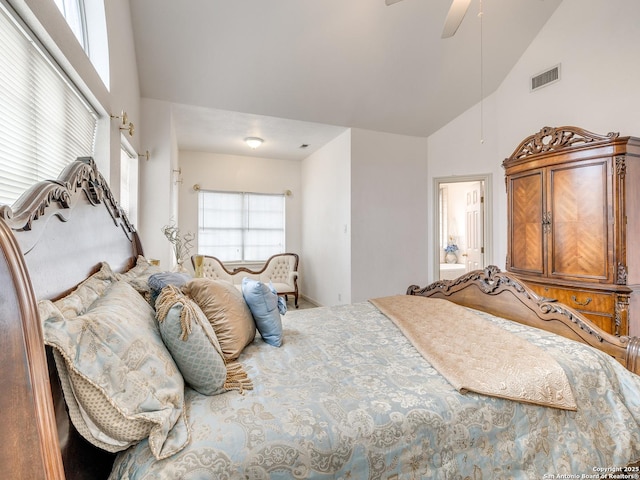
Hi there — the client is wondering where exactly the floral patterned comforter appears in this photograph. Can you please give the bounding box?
[109,300,640,479]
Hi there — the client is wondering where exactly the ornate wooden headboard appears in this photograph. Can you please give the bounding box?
[0,158,141,479]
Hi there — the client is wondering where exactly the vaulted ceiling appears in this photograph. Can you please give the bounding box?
[129,0,562,159]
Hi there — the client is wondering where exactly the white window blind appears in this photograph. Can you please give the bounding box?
[0,2,97,206]
[198,190,285,262]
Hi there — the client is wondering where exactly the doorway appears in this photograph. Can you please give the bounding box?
[434,175,492,281]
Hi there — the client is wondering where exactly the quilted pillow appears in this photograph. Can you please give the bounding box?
[241,277,283,347]
[115,255,163,301]
[53,262,116,318]
[39,280,189,460]
[155,285,227,395]
[182,278,256,360]
[116,255,160,280]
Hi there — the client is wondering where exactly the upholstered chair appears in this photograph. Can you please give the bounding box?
[192,253,300,307]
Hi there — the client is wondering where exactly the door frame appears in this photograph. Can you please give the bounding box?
[433,174,493,281]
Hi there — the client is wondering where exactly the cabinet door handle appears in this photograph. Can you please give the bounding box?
[542,211,552,233]
[570,295,592,306]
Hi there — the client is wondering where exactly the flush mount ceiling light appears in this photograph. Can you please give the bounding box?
[244,137,264,149]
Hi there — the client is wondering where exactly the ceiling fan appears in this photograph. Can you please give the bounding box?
[386,0,472,39]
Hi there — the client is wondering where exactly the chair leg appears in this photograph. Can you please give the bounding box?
[279,293,298,308]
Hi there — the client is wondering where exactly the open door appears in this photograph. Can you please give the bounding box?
[435,175,491,281]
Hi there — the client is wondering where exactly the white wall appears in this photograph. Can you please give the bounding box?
[428,97,501,277]
[351,128,429,302]
[428,0,640,282]
[138,98,178,267]
[104,0,141,194]
[301,130,351,306]
[178,150,303,271]
[173,127,428,306]
[497,0,640,143]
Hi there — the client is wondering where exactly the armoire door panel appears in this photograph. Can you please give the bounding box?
[549,162,608,280]
[510,172,544,273]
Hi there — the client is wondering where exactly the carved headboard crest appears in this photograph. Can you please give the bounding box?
[0,157,135,237]
[505,126,619,161]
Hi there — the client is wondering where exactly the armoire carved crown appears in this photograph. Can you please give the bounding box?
[507,126,619,161]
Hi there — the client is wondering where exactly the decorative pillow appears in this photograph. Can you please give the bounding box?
[277,293,287,315]
[116,255,159,280]
[154,285,228,395]
[241,277,283,347]
[53,262,116,318]
[182,278,256,360]
[39,280,189,460]
[115,255,163,301]
[148,271,192,306]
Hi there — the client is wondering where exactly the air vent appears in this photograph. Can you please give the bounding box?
[531,64,560,91]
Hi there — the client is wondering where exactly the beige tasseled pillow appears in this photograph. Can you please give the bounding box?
[182,278,256,360]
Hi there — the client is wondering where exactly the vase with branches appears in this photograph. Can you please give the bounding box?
[162,222,194,271]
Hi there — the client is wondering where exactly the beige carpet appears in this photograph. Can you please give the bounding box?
[287,296,317,310]
[370,295,577,411]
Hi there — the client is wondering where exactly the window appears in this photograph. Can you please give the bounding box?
[120,144,138,226]
[54,0,110,90]
[198,191,285,262]
[53,0,88,52]
[0,2,97,206]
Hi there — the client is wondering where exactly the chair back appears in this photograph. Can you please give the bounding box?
[261,253,298,286]
[196,255,233,282]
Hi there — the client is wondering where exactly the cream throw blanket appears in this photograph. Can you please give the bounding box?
[370,295,577,411]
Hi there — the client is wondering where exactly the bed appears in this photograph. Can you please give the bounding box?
[2,157,640,480]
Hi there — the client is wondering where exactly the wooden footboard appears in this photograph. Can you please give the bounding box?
[408,265,640,375]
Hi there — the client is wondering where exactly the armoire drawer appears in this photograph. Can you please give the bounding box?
[527,284,614,316]
[526,283,626,335]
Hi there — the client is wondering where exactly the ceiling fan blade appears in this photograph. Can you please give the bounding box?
[441,0,472,38]
[385,0,405,5]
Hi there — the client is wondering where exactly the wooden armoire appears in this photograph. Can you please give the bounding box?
[503,126,640,337]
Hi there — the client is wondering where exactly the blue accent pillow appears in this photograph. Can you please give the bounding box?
[241,277,283,347]
[277,291,287,315]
